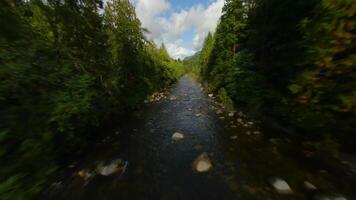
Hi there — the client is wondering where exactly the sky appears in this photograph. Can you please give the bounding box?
[132,0,224,59]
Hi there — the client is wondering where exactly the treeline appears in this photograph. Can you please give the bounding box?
[0,0,181,198]
[195,0,355,152]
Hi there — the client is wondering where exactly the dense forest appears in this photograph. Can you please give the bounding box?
[188,0,355,153]
[0,0,182,198]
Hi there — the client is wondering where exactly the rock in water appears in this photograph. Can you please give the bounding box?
[270,178,293,194]
[208,94,214,98]
[77,169,93,180]
[230,135,238,140]
[193,152,213,172]
[304,181,317,191]
[96,159,128,176]
[172,132,184,141]
[228,112,234,117]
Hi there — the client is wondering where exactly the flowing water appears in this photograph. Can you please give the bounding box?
[44,76,356,200]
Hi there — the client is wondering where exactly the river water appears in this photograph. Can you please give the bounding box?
[44,76,355,200]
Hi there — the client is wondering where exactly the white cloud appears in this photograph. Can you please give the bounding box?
[134,0,224,59]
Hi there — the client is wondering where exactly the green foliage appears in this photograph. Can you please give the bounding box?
[218,88,234,111]
[0,0,181,198]
[193,0,355,152]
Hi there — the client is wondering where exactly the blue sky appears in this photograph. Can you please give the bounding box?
[133,0,224,59]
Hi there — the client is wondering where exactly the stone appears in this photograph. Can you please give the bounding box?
[208,94,214,98]
[228,112,234,117]
[304,181,317,191]
[195,113,202,117]
[96,159,128,176]
[230,135,238,140]
[144,99,149,104]
[216,110,223,115]
[172,132,184,141]
[253,131,261,135]
[77,169,93,180]
[237,118,243,123]
[270,178,293,194]
[193,152,213,172]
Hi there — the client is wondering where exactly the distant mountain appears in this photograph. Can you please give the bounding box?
[184,51,201,62]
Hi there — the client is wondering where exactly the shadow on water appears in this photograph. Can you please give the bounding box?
[44,76,356,200]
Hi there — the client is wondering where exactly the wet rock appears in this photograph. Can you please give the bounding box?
[208,94,214,98]
[304,181,317,191]
[172,132,184,141]
[228,112,234,117]
[270,178,293,194]
[230,135,238,140]
[77,169,93,180]
[237,118,243,123]
[195,113,202,117]
[219,117,225,120]
[253,131,261,135]
[216,110,223,115]
[192,152,213,173]
[96,159,128,176]
[248,121,254,125]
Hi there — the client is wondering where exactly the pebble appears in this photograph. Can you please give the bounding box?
[172,132,184,141]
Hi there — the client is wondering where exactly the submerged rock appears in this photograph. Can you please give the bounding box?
[270,178,293,194]
[96,159,128,176]
[172,132,184,141]
[77,169,93,180]
[193,152,213,172]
